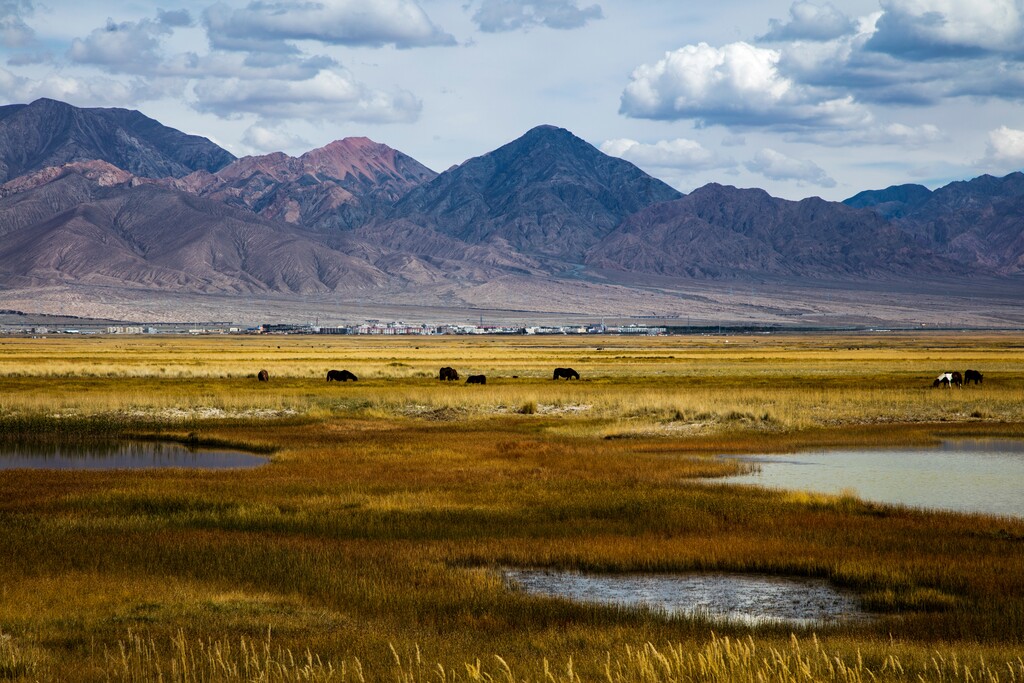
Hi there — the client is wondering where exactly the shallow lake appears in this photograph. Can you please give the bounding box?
[720,439,1024,518]
[503,569,867,627]
[0,440,268,470]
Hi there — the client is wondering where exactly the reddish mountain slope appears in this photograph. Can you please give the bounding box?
[0,173,388,294]
[174,137,437,231]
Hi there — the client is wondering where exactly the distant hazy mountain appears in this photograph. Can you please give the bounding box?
[376,125,682,262]
[0,98,235,182]
[173,137,437,231]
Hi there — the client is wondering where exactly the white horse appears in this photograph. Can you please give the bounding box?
[933,372,961,388]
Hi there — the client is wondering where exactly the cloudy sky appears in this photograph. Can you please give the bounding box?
[2,0,1024,200]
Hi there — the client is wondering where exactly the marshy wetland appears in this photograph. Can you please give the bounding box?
[1,332,1023,681]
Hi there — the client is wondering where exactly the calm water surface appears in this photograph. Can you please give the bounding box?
[0,440,268,470]
[721,439,1024,518]
[503,569,867,626]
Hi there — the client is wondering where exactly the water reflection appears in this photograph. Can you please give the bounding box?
[503,569,867,627]
[0,439,268,470]
[720,439,1024,518]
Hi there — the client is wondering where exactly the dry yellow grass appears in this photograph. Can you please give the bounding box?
[1,332,1023,681]
[1,332,1022,431]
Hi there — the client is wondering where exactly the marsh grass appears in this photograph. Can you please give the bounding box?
[98,632,1024,682]
[108,629,340,682]
[1,333,1023,680]
[3,333,1023,397]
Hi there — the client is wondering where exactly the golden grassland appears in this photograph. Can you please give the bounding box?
[1,332,1023,681]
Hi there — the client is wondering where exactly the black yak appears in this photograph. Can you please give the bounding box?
[327,369,357,382]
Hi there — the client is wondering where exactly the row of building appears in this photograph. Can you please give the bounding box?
[18,322,667,336]
[271,322,667,335]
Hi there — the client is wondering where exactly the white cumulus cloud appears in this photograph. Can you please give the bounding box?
[600,137,734,171]
[979,126,1024,170]
[0,0,35,48]
[471,0,602,32]
[620,41,872,130]
[203,0,456,51]
[760,1,856,42]
[0,66,161,106]
[867,0,1024,59]
[192,68,422,124]
[67,15,185,70]
[242,124,311,153]
[745,147,836,187]
[798,122,945,147]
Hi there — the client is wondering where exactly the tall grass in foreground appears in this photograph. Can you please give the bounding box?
[90,631,1024,682]
[108,630,340,682]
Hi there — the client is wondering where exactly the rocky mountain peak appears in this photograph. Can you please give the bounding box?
[385,123,683,261]
[300,137,435,185]
[0,98,235,182]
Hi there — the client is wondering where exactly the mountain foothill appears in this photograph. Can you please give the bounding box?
[0,97,1022,322]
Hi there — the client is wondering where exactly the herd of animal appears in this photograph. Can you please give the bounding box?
[259,366,985,388]
[255,366,582,384]
[933,369,983,387]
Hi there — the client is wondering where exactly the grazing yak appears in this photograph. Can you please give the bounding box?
[439,366,460,381]
[326,369,358,382]
[465,375,486,385]
[552,367,580,380]
[964,369,983,385]
[257,369,269,382]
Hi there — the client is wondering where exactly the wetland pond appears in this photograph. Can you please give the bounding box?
[502,569,867,627]
[502,440,1024,626]
[0,439,268,470]
[719,439,1024,518]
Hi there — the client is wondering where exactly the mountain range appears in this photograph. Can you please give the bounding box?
[0,97,1021,326]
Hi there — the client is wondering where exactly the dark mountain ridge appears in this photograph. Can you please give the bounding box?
[845,173,1024,274]
[0,98,235,182]
[379,125,683,261]
[841,183,932,219]
[588,183,958,279]
[0,98,1022,314]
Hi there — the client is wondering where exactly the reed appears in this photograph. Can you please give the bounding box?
[93,631,1024,682]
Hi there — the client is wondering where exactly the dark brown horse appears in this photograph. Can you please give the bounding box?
[964,369,983,385]
[465,375,486,385]
[552,367,580,380]
[439,366,459,381]
[257,369,269,382]
[326,369,357,382]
